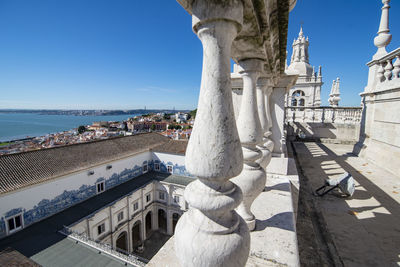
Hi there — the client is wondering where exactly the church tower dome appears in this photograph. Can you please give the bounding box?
[286,25,323,108]
[287,26,314,76]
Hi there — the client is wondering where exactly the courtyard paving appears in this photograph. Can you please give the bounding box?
[293,141,400,267]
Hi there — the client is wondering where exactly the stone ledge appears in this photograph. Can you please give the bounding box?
[147,173,300,267]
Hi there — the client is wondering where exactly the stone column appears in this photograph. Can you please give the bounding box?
[174,1,250,266]
[231,58,266,231]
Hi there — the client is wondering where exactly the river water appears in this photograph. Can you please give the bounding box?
[0,113,140,142]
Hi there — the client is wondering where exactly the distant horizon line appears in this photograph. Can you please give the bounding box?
[0,108,192,111]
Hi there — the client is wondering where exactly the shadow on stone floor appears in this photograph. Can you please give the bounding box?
[255,212,295,232]
[264,183,291,193]
[294,141,400,267]
[137,231,171,261]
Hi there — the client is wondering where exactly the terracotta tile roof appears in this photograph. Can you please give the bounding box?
[0,247,40,266]
[152,140,188,155]
[0,133,169,195]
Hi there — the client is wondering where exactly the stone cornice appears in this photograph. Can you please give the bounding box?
[177,0,294,76]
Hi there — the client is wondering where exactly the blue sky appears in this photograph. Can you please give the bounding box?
[0,0,399,109]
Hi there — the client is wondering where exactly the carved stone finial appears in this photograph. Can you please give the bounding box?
[373,0,392,59]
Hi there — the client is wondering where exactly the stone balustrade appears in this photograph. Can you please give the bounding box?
[59,226,147,267]
[294,76,321,83]
[355,0,400,178]
[286,106,362,124]
[376,48,400,85]
[173,0,297,266]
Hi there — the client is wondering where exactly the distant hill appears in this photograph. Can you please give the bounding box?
[0,109,190,116]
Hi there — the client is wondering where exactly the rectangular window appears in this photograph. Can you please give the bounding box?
[143,162,148,173]
[173,195,180,204]
[159,191,165,200]
[117,211,124,222]
[133,202,139,211]
[167,165,173,174]
[154,163,160,171]
[7,214,23,233]
[96,181,105,194]
[97,223,105,235]
[146,194,151,203]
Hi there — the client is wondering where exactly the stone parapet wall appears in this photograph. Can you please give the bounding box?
[287,121,361,144]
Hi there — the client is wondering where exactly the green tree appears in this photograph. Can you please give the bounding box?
[151,124,156,131]
[176,125,182,130]
[168,124,175,130]
[78,125,86,134]
[189,109,197,119]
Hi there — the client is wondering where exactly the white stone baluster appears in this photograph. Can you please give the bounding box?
[377,63,385,82]
[393,56,400,79]
[256,77,272,169]
[231,58,266,231]
[264,86,275,159]
[174,1,250,266]
[384,59,393,81]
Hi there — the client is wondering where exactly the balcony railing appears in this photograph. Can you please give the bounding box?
[375,48,400,89]
[59,226,147,267]
[286,106,362,124]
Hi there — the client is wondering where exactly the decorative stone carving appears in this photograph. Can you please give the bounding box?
[329,77,341,107]
[174,0,250,266]
[231,58,266,231]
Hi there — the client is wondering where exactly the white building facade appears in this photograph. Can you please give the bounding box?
[68,176,188,256]
[0,134,191,239]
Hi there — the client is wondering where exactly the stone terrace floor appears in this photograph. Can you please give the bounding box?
[292,141,400,267]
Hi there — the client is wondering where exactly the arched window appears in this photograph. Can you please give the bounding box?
[158,209,167,232]
[172,213,181,233]
[116,231,128,254]
[292,90,305,97]
[291,90,305,107]
[145,211,152,238]
[132,220,142,249]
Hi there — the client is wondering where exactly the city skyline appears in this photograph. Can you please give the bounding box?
[0,0,399,109]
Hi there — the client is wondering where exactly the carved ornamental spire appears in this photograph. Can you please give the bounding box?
[373,0,392,59]
[290,26,309,64]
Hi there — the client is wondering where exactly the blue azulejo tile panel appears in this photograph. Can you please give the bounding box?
[0,219,5,238]
[154,160,192,177]
[1,163,146,238]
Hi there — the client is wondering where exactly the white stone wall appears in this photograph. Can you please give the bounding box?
[0,150,189,238]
